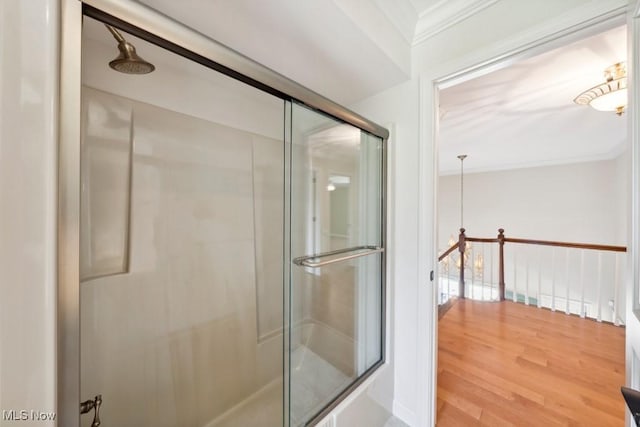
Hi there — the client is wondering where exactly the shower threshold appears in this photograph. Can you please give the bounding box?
[205,345,350,427]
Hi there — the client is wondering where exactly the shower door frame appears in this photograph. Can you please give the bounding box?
[58,1,388,426]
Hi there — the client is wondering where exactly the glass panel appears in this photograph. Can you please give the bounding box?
[290,105,382,257]
[80,16,284,427]
[289,103,383,426]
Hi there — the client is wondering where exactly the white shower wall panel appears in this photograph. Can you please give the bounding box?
[80,87,284,427]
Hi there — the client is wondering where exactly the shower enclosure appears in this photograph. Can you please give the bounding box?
[61,2,386,427]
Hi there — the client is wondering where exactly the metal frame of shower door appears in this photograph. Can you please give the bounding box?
[58,1,388,426]
[58,1,83,427]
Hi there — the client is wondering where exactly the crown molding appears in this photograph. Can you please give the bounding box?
[413,0,498,45]
[438,143,628,177]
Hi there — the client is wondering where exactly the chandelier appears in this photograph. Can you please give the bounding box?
[444,235,483,277]
[442,155,483,277]
[574,62,627,116]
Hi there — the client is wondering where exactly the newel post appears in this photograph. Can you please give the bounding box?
[498,228,505,301]
[458,228,466,299]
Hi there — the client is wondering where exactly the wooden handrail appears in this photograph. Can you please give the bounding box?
[466,237,499,243]
[438,243,459,261]
[437,227,627,302]
[503,237,626,252]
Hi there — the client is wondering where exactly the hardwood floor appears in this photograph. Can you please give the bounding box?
[437,299,626,426]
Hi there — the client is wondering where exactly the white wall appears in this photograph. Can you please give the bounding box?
[0,1,57,425]
[438,157,629,247]
[350,77,421,424]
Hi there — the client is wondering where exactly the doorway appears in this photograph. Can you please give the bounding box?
[431,14,631,426]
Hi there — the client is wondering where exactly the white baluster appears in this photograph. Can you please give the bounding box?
[513,246,517,302]
[597,252,603,322]
[579,250,585,318]
[490,241,494,299]
[481,243,485,300]
[565,247,570,315]
[470,246,475,300]
[537,246,542,308]
[525,246,530,305]
[447,254,451,300]
[551,247,556,311]
[613,254,620,325]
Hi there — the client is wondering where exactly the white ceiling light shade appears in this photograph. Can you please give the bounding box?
[574,62,627,116]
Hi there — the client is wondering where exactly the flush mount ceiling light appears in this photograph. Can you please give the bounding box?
[574,62,627,116]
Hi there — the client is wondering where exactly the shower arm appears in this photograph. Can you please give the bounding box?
[105,24,126,44]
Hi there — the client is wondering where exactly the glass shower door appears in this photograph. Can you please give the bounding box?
[79,14,386,427]
[80,16,286,427]
[287,103,385,426]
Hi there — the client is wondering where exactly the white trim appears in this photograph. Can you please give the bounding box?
[433,1,627,90]
[417,75,437,427]
[437,143,630,177]
[413,0,498,46]
[430,80,441,427]
[629,0,640,320]
[419,4,629,426]
[626,1,640,426]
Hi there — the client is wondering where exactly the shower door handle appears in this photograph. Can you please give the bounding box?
[293,245,384,268]
[80,394,102,427]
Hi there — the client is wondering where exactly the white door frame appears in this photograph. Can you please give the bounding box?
[418,1,631,425]
[626,2,640,427]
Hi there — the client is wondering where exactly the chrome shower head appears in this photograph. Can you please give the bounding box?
[105,24,155,75]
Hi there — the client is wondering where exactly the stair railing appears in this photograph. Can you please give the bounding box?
[438,228,627,325]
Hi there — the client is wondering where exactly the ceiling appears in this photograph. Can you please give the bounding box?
[439,24,628,175]
[89,1,627,176]
[136,0,411,106]
[134,0,499,105]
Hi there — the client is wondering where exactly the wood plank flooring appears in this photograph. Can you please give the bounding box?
[437,300,626,426]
